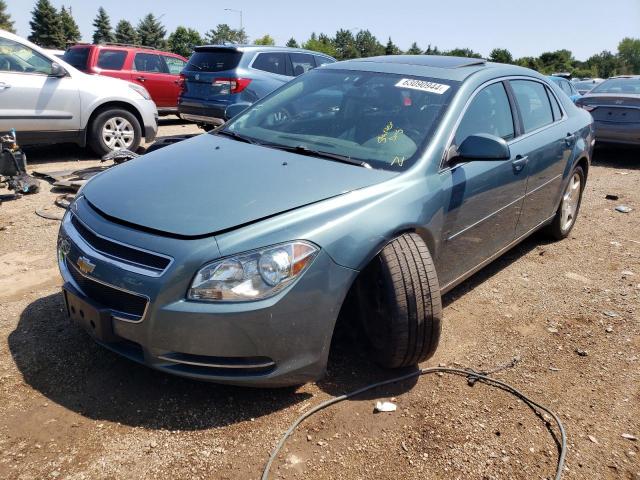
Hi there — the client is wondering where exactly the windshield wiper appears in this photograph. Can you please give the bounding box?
[216,129,260,145]
[264,144,372,169]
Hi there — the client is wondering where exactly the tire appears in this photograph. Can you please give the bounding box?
[89,108,142,157]
[545,165,585,240]
[355,233,442,368]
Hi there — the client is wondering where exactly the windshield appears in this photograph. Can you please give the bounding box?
[223,69,458,171]
[62,47,90,71]
[185,49,242,72]
[591,77,640,94]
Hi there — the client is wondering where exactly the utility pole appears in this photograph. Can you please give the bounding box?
[225,8,243,31]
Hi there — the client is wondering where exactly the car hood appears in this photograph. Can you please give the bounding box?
[82,133,397,237]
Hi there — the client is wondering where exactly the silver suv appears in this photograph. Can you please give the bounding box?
[0,30,158,155]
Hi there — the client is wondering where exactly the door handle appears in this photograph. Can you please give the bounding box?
[136,76,146,82]
[565,132,576,146]
[0,82,10,90]
[512,155,529,173]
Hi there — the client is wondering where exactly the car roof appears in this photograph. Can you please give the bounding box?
[67,42,185,58]
[194,44,335,59]
[321,55,536,82]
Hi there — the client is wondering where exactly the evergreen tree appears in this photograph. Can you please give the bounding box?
[424,44,441,55]
[59,6,81,44]
[0,0,15,33]
[489,48,513,64]
[137,13,167,49]
[92,7,114,44]
[115,19,138,45]
[167,26,202,57]
[354,30,383,58]
[333,29,358,60]
[286,37,299,48]
[406,42,422,55]
[445,47,483,58]
[302,32,337,57]
[29,0,65,48]
[385,37,402,55]
[204,23,246,45]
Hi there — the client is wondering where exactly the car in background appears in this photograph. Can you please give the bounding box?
[63,43,187,115]
[548,75,581,103]
[574,78,604,95]
[576,75,640,146]
[0,29,157,155]
[178,45,335,128]
[58,55,593,386]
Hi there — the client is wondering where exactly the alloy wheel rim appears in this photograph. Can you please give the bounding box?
[560,172,581,232]
[102,117,134,150]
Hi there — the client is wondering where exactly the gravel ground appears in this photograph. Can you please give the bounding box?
[0,119,638,480]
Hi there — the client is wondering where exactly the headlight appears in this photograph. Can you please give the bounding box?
[129,83,151,100]
[188,241,319,302]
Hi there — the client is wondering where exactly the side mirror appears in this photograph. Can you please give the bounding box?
[453,133,510,163]
[225,103,251,120]
[50,62,67,78]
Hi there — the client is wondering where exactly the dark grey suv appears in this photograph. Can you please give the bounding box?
[177,45,335,128]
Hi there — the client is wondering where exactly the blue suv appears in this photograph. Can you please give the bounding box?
[178,45,335,128]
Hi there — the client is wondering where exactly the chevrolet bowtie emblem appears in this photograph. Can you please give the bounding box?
[77,256,96,275]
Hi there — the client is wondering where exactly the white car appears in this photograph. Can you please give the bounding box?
[0,30,158,155]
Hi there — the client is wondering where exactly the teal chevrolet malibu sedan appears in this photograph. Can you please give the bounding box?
[57,55,594,387]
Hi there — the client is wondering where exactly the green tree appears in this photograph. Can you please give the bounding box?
[0,0,15,33]
[537,49,573,73]
[59,6,81,44]
[586,50,622,78]
[29,0,65,48]
[406,42,422,55]
[445,47,482,58]
[424,44,441,55]
[254,34,275,46]
[204,23,247,44]
[302,32,337,57]
[355,29,383,57]
[489,48,513,64]
[618,37,640,74]
[137,13,167,49]
[92,6,114,44]
[384,37,401,55]
[515,56,540,71]
[115,19,138,44]
[167,26,202,57]
[333,29,358,60]
[286,37,299,48]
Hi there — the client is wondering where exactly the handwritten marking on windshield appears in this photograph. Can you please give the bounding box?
[391,156,406,167]
[378,121,404,144]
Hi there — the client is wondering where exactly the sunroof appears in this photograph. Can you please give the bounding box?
[361,55,487,69]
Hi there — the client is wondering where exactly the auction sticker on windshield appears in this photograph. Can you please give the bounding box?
[395,78,450,94]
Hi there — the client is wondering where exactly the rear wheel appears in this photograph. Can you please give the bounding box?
[89,108,142,156]
[546,165,585,240]
[355,233,442,368]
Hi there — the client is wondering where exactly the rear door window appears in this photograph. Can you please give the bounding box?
[163,56,186,74]
[290,53,315,76]
[510,80,554,133]
[134,53,168,73]
[547,88,563,121]
[185,50,242,72]
[97,49,127,70]
[455,82,515,145]
[252,52,287,75]
[62,47,90,71]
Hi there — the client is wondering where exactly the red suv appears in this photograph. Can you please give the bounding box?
[62,44,188,115]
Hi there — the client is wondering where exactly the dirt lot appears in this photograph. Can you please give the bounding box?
[0,119,638,480]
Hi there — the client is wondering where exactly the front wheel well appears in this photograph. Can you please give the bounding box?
[85,101,144,143]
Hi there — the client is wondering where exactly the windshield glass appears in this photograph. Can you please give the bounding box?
[591,77,640,94]
[223,69,458,171]
[62,47,89,71]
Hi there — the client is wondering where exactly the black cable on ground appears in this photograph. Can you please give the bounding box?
[262,366,567,480]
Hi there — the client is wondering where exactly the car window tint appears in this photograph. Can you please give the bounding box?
[454,82,514,145]
[97,49,127,70]
[0,37,52,74]
[314,55,334,67]
[510,80,554,133]
[134,53,168,73]
[547,87,563,121]
[290,53,314,76]
[62,47,89,71]
[185,50,242,72]
[163,56,186,75]
[252,52,287,75]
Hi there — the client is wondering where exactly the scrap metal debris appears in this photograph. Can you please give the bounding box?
[615,205,632,213]
[0,130,40,199]
[374,401,397,413]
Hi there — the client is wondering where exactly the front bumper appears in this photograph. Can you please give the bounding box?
[57,202,357,387]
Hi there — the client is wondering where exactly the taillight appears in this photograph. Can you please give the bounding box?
[179,73,187,95]
[212,77,251,94]
[581,104,596,112]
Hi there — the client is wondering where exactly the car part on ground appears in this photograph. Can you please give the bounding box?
[0,30,158,155]
[57,55,594,386]
[261,365,567,480]
[178,45,336,128]
[0,129,40,196]
[144,134,198,154]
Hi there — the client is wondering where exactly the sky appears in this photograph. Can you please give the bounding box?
[5,0,640,61]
